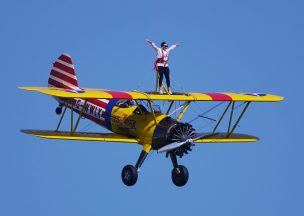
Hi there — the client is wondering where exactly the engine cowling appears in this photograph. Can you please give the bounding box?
[152,117,197,158]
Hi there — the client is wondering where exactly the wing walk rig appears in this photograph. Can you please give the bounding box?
[20,53,283,187]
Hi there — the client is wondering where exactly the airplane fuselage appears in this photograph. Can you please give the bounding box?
[57,97,178,150]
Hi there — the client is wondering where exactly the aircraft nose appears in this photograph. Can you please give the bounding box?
[180,134,188,142]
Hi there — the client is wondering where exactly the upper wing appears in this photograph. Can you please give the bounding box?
[194,133,259,143]
[20,87,283,102]
[21,129,139,143]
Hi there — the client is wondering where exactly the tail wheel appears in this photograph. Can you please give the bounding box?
[55,106,62,115]
[121,165,138,186]
[171,165,189,187]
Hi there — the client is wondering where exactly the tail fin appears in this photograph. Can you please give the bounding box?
[48,53,79,89]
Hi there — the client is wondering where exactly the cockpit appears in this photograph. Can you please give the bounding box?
[115,99,148,115]
[133,104,149,115]
[116,99,136,108]
[115,99,162,115]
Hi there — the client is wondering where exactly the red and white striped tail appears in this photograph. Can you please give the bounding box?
[48,54,79,89]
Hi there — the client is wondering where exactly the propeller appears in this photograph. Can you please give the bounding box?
[157,123,207,157]
[158,133,204,154]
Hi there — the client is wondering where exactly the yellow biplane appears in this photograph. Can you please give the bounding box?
[20,54,283,186]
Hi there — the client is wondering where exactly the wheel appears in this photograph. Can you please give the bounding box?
[55,106,62,115]
[171,165,189,187]
[121,165,138,186]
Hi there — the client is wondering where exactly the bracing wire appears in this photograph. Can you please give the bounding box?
[188,102,218,130]
[79,121,98,132]
[170,76,187,93]
[188,102,225,123]
[136,68,155,92]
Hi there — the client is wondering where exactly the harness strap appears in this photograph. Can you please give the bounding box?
[154,49,168,71]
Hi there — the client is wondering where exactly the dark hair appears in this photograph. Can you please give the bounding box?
[161,42,167,47]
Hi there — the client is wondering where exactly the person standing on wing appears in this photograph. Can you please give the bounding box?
[147,39,179,94]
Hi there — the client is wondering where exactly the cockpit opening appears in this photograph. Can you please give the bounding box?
[116,99,135,108]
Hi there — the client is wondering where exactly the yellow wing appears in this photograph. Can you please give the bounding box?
[20,87,283,102]
[21,130,139,143]
[194,133,259,143]
[22,130,258,144]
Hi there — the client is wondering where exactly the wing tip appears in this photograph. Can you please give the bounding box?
[20,129,27,133]
[19,86,41,91]
[20,129,36,135]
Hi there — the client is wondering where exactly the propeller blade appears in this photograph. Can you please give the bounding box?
[157,140,188,153]
[158,134,202,153]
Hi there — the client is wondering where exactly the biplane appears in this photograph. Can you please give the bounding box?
[20,54,283,187]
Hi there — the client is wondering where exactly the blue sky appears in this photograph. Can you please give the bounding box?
[1,0,303,215]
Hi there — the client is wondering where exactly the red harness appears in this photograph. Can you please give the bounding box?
[154,49,168,71]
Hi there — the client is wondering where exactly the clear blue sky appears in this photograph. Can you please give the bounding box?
[1,0,303,215]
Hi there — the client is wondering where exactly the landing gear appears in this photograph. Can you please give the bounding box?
[172,165,189,187]
[169,152,189,187]
[121,165,138,186]
[121,149,189,187]
[55,105,63,115]
[121,150,148,186]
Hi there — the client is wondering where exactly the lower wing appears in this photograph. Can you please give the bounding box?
[21,129,139,143]
[22,130,258,144]
[194,133,259,143]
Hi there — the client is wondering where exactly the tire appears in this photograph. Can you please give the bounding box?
[171,165,189,187]
[55,107,62,115]
[121,165,138,186]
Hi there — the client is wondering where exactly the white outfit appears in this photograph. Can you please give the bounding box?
[151,43,177,67]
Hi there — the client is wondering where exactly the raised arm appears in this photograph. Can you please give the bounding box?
[146,39,159,51]
[167,42,180,51]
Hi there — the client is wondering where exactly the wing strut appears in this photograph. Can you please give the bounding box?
[211,102,251,137]
[55,99,88,134]
[227,102,235,135]
[56,104,68,131]
[177,101,191,122]
[212,102,232,134]
[72,100,88,133]
[227,102,250,137]
[70,99,74,133]
[134,100,144,115]
[166,101,174,115]
[147,100,157,125]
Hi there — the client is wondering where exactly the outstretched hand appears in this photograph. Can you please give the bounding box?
[175,42,180,47]
[146,39,153,44]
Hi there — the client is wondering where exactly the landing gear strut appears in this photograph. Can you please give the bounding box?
[170,152,189,187]
[121,150,148,186]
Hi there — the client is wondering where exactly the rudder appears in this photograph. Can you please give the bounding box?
[48,53,79,89]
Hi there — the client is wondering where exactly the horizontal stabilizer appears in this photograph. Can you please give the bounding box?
[21,129,139,143]
[194,133,259,143]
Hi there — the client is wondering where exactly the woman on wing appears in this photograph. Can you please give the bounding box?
[147,39,179,94]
